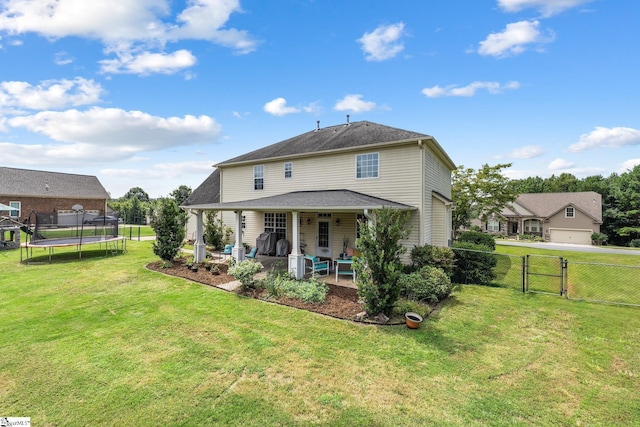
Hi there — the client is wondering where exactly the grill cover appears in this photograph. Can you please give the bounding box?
[256,232,277,255]
[276,239,289,257]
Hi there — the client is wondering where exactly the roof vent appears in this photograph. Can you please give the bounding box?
[45,181,49,191]
[315,120,320,132]
[346,114,350,125]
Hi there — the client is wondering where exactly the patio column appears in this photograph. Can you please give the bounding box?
[289,211,304,279]
[193,209,206,263]
[232,210,245,261]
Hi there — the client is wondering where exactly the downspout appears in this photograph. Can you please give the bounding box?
[418,139,425,245]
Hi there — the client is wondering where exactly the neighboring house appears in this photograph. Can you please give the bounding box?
[182,120,456,278]
[0,167,110,225]
[479,191,602,245]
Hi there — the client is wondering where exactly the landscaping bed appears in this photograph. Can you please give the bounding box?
[146,258,366,321]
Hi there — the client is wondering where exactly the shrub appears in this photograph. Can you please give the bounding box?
[410,245,455,277]
[204,211,232,251]
[264,273,328,304]
[393,298,431,318]
[400,266,454,303]
[629,239,640,248]
[354,207,412,316]
[452,241,497,285]
[456,230,496,250]
[228,260,264,290]
[150,198,186,261]
[591,232,608,245]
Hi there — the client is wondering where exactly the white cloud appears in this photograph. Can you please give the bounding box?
[0,77,104,111]
[357,22,405,61]
[0,0,258,75]
[478,20,553,57]
[568,126,640,152]
[99,49,197,75]
[100,160,217,197]
[422,81,520,97]
[618,159,640,173]
[497,0,592,17]
[506,145,544,159]
[548,158,574,170]
[6,107,221,160]
[263,98,300,116]
[54,51,74,66]
[334,94,376,112]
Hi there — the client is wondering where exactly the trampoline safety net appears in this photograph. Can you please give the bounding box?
[32,211,119,243]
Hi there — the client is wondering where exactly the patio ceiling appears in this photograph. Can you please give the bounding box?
[182,189,415,213]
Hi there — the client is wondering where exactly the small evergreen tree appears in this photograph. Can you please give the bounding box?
[204,211,231,250]
[150,198,186,261]
[354,207,411,316]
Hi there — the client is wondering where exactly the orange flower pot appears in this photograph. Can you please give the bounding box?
[405,312,423,329]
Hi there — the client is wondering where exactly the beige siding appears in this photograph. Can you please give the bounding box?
[431,197,446,247]
[220,144,423,207]
[545,210,600,234]
[423,146,452,246]
[218,141,452,258]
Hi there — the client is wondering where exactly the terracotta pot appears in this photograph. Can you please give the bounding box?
[405,312,423,329]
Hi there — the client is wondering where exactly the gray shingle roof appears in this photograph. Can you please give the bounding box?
[183,189,414,212]
[505,192,602,223]
[183,169,220,206]
[217,120,440,166]
[0,167,109,199]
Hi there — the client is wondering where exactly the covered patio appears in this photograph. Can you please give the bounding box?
[183,189,415,280]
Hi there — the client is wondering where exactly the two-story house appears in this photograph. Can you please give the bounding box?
[183,120,456,279]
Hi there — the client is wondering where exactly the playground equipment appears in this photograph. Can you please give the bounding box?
[20,210,126,263]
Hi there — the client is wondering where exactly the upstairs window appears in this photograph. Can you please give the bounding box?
[254,165,264,190]
[356,153,379,179]
[565,207,575,218]
[284,162,292,178]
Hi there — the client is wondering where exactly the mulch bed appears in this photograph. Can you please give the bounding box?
[146,257,372,322]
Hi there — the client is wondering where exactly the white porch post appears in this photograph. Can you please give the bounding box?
[232,210,245,261]
[289,211,305,279]
[193,209,206,263]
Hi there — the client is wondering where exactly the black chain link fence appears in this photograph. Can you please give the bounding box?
[451,248,640,307]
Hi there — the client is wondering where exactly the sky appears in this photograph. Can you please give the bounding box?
[1,0,639,199]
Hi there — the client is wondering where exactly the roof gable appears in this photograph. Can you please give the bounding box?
[216,120,454,168]
[0,167,109,199]
[515,192,602,223]
[183,169,220,206]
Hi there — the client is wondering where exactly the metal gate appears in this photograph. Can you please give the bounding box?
[525,254,567,296]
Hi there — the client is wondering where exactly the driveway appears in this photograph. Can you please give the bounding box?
[497,240,640,255]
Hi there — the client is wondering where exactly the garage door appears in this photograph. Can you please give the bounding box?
[549,228,592,245]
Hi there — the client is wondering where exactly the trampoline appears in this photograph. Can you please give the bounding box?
[21,211,127,263]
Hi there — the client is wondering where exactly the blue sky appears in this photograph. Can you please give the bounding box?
[1,0,638,198]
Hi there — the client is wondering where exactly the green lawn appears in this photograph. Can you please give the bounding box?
[1,242,638,425]
[496,243,640,305]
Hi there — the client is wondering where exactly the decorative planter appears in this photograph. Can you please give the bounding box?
[405,312,423,329]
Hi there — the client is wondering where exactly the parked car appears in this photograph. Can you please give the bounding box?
[83,215,122,225]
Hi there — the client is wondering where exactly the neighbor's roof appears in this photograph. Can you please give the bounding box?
[216,120,455,169]
[0,167,109,199]
[183,169,220,206]
[182,189,415,212]
[505,192,602,223]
